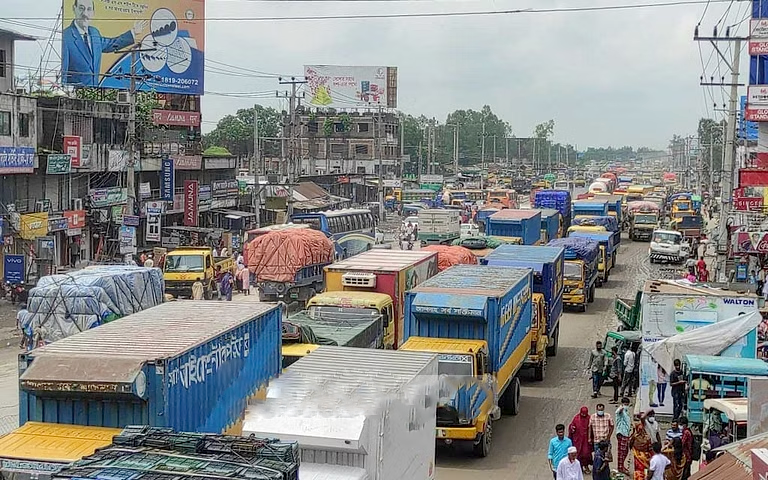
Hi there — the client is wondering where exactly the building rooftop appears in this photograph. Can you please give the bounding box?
[0,27,37,42]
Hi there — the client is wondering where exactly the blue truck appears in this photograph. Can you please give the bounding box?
[399,265,534,457]
[482,245,565,367]
[597,194,624,228]
[18,302,282,432]
[570,215,622,250]
[486,209,542,245]
[567,230,616,286]
[534,190,572,233]
[572,199,609,218]
[476,207,500,233]
[539,208,562,243]
[548,237,599,313]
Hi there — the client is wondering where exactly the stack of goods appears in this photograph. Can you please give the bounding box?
[422,245,478,271]
[18,266,164,346]
[53,426,299,480]
[548,237,600,264]
[245,229,334,282]
[534,189,572,232]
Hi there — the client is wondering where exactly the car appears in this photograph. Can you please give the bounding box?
[460,223,480,238]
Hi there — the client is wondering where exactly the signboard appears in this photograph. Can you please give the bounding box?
[420,174,444,184]
[748,378,768,436]
[0,147,35,174]
[641,292,759,337]
[304,65,398,108]
[61,0,205,95]
[740,96,759,140]
[183,180,198,226]
[123,215,140,227]
[145,201,163,242]
[199,184,212,201]
[734,196,764,211]
[89,187,128,208]
[204,157,236,169]
[171,155,202,170]
[212,179,238,198]
[734,231,768,253]
[751,19,768,55]
[63,136,82,168]
[740,168,768,187]
[152,110,201,126]
[64,210,86,229]
[161,157,174,201]
[382,179,402,188]
[745,105,768,122]
[46,154,71,174]
[19,212,49,240]
[118,226,136,254]
[749,85,768,106]
[47,217,69,232]
[752,449,768,480]
[2,254,25,283]
[139,182,152,199]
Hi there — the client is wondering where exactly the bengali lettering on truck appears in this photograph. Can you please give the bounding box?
[412,305,485,317]
[168,333,250,389]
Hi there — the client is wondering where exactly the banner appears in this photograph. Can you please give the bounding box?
[47,154,72,174]
[145,201,163,242]
[61,0,205,95]
[47,217,69,232]
[118,226,137,254]
[90,187,128,207]
[740,96,759,140]
[0,146,35,174]
[64,210,86,229]
[139,182,152,199]
[161,157,174,200]
[20,212,49,240]
[63,136,82,168]
[304,65,398,108]
[152,109,201,126]
[3,254,25,283]
[734,231,768,253]
[183,180,198,226]
[734,196,764,211]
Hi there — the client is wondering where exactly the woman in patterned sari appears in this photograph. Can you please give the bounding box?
[628,412,654,480]
[663,438,685,480]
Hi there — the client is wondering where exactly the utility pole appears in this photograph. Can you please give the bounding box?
[505,137,509,165]
[252,105,260,175]
[480,122,486,172]
[376,105,385,222]
[399,115,405,187]
[278,76,307,220]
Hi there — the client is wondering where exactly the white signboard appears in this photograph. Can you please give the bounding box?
[382,180,402,188]
[108,150,129,172]
[304,65,397,108]
[420,174,444,184]
[641,293,759,338]
[145,201,163,243]
[749,85,768,107]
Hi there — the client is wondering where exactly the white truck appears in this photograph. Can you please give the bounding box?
[649,229,690,264]
[243,346,439,480]
[418,209,462,246]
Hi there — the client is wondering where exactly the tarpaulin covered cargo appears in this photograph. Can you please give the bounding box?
[571,215,619,232]
[548,237,600,264]
[422,245,478,271]
[18,266,164,346]
[19,302,281,433]
[627,200,660,212]
[246,228,334,283]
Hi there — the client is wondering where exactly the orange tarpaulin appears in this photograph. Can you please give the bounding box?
[245,229,334,283]
[422,245,478,271]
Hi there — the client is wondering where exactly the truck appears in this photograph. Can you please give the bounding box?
[567,230,616,286]
[321,249,439,348]
[475,207,500,233]
[281,306,385,369]
[246,227,335,304]
[572,199,609,218]
[163,246,235,299]
[627,203,661,241]
[539,208,562,243]
[18,301,282,433]
[547,237,599,312]
[614,289,642,330]
[418,209,461,246]
[672,214,704,239]
[569,215,621,251]
[649,229,690,264]
[486,209,542,245]
[242,346,439,480]
[533,189,572,233]
[593,194,623,227]
[481,244,565,372]
[399,265,534,457]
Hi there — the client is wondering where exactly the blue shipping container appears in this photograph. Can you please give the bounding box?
[568,231,616,258]
[404,264,533,375]
[539,209,561,242]
[572,200,609,217]
[18,302,282,433]
[486,210,542,245]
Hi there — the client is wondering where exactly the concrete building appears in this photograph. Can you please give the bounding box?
[0,28,35,94]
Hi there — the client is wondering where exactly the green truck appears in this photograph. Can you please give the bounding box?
[418,209,462,246]
[614,290,642,331]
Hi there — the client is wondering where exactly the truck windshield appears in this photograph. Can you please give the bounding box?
[564,262,583,280]
[307,305,380,322]
[165,254,204,272]
[437,354,474,376]
[652,232,681,244]
[634,214,657,224]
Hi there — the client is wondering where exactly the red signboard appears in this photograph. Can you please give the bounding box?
[751,41,768,55]
[746,106,768,122]
[734,196,764,211]
[735,232,768,253]
[63,136,82,168]
[183,180,198,227]
[739,168,768,187]
[152,110,201,127]
[63,210,86,229]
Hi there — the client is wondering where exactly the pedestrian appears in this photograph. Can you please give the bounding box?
[569,406,593,474]
[666,419,682,441]
[685,268,696,283]
[698,267,709,283]
[143,254,154,268]
[549,424,573,479]
[140,252,147,264]
[589,341,607,398]
[656,365,669,407]
[663,438,685,480]
[220,269,234,301]
[556,446,584,480]
[620,345,637,397]
[629,412,654,480]
[191,280,204,300]
[670,359,686,421]
[238,266,250,295]
[69,239,80,268]
[213,246,220,257]
[684,256,696,271]
[609,346,623,404]
[592,441,611,480]
[696,257,706,278]
[649,441,671,480]
[214,265,223,300]
[615,397,632,475]
[221,246,229,257]
[679,416,694,480]
[645,409,662,444]
[590,403,614,449]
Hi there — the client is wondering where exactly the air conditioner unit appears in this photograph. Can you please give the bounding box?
[341,272,376,288]
[267,174,280,184]
[15,88,25,95]
[35,200,48,213]
[71,198,83,210]
[116,91,130,104]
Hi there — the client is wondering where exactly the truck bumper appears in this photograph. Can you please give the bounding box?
[165,283,194,297]
[563,295,585,306]
[435,426,480,443]
[650,252,683,263]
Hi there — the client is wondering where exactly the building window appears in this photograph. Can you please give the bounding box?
[307,122,319,134]
[334,122,345,133]
[358,123,370,133]
[0,50,6,78]
[0,111,11,136]
[354,144,369,155]
[18,113,30,137]
[330,143,345,154]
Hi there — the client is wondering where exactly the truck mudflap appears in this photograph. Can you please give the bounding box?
[649,252,683,264]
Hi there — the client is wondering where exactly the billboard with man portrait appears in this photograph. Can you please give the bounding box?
[62,0,204,95]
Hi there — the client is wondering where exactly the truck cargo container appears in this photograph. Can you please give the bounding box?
[615,289,642,330]
[417,209,461,246]
[18,302,282,433]
[321,250,439,348]
[475,207,500,233]
[570,215,621,251]
[547,237,599,312]
[572,199,609,218]
[534,190,572,233]
[567,230,617,286]
[400,265,534,457]
[243,346,439,480]
[481,245,565,362]
[592,194,623,226]
[486,209,542,245]
[539,208,562,243]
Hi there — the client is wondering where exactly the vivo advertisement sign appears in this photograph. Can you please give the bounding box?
[740,96,759,140]
[3,255,25,283]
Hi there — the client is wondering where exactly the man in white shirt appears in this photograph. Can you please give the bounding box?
[619,345,637,397]
[648,442,670,480]
[557,446,584,480]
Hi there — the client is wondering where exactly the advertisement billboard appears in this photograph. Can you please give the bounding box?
[3,254,25,284]
[20,213,49,240]
[161,157,174,200]
[145,201,163,242]
[183,180,198,227]
[304,65,398,108]
[61,0,205,95]
[741,96,760,140]
[63,136,81,168]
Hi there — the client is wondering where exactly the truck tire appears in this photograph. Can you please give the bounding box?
[546,326,559,357]
[588,286,595,303]
[500,377,521,416]
[473,421,493,457]
[533,360,546,381]
[580,303,587,313]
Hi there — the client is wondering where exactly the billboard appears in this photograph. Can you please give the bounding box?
[61,0,205,95]
[741,96,760,139]
[183,180,198,227]
[304,65,398,108]
[0,147,35,174]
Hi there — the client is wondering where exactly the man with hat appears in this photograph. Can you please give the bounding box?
[557,446,584,480]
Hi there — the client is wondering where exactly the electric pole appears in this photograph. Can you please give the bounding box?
[278,76,307,219]
[480,122,486,171]
[252,105,260,175]
[377,105,385,222]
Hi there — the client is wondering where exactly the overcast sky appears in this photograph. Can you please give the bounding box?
[2,0,750,150]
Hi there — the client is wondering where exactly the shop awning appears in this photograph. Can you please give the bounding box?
[212,209,257,219]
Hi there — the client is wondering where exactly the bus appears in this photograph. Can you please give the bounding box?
[402,189,436,203]
[449,189,485,205]
[290,208,378,259]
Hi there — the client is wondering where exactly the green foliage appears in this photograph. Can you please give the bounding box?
[697,118,725,177]
[322,118,334,137]
[534,120,555,140]
[203,146,233,157]
[202,104,281,157]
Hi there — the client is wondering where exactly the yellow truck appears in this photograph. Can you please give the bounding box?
[163,246,235,299]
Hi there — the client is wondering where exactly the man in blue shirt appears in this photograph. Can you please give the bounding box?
[549,424,573,479]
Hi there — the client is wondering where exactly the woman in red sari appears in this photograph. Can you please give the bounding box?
[569,406,593,474]
[629,412,655,480]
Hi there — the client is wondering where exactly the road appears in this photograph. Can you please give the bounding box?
[0,233,659,478]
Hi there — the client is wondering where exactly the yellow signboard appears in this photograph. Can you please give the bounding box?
[20,212,49,240]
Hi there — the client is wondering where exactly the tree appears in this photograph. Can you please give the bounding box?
[534,120,555,141]
[202,105,281,157]
[444,105,510,166]
[698,118,725,187]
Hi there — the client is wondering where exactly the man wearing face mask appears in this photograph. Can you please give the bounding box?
[645,409,661,444]
[589,403,614,451]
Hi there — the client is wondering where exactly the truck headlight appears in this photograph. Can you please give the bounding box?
[458,417,471,425]
[572,289,584,295]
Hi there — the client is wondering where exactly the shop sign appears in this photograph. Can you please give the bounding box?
[46,154,71,174]
[66,228,82,237]
[172,155,202,170]
[734,196,764,211]
[47,217,69,232]
[90,187,127,208]
[151,109,201,127]
[183,180,199,227]
[0,146,35,174]
[20,212,49,240]
[139,182,152,199]
[3,254,25,283]
[204,157,236,169]
[212,179,239,198]
[64,210,85,229]
[123,215,140,227]
[161,157,175,200]
[118,226,136,254]
[63,136,82,168]
[145,202,163,243]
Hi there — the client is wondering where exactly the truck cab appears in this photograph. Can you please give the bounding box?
[649,229,689,264]
[163,247,234,299]
[567,229,615,286]
[563,257,595,311]
[630,211,660,241]
[306,291,395,349]
[527,293,548,380]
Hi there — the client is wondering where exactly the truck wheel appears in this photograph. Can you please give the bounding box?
[580,303,587,313]
[534,360,546,381]
[597,278,603,288]
[546,326,559,357]
[473,421,493,457]
[588,286,595,303]
[510,377,521,415]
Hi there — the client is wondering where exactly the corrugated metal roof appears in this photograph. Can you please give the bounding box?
[717,431,768,467]
[413,264,530,296]
[294,182,331,200]
[0,27,37,41]
[539,208,561,218]
[327,250,436,272]
[26,302,277,360]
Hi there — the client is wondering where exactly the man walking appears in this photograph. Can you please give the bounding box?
[589,403,614,449]
[548,424,573,479]
[608,346,623,404]
[619,345,637,397]
[670,359,687,420]
[680,416,694,480]
[557,446,584,480]
[592,441,611,480]
[615,397,632,475]
[648,442,671,480]
[589,341,607,398]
